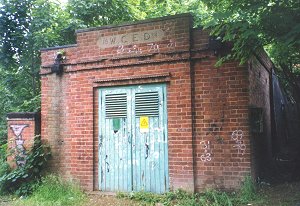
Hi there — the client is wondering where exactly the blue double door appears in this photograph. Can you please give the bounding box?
[98,84,169,193]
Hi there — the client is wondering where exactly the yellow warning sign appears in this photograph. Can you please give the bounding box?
[140,116,149,132]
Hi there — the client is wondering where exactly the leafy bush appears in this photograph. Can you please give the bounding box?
[0,161,10,178]
[0,143,7,161]
[0,143,10,194]
[0,136,50,196]
[14,175,87,206]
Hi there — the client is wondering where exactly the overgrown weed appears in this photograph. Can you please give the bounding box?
[118,176,263,206]
[13,175,87,206]
[0,136,50,196]
[239,176,257,202]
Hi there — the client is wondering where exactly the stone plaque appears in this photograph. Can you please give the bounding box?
[97,29,165,49]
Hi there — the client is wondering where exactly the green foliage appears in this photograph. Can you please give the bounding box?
[202,0,300,101]
[0,0,77,144]
[0,136,50,196]
[0,143,7,161]
[171,190,199,206]
[198,190,233,206]
[14,175,87,206]
[118,189,233,206]
[128,0,208,26]
[118,177,262,206]
[0,144,10,186]
[236,176,258,204]
[67,0,135,27]
[118,191,165,205]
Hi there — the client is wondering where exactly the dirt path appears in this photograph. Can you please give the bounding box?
[84,194,141,206]
[0,196,13,206]
[257,181,300,206]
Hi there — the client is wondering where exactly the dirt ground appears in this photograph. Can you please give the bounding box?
[256,181,300,206]
[84,193,141,206]
[0,196,11,206]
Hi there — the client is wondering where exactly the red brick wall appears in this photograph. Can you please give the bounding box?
[41,14,196,191]
[192,49,251,190]
[40,14,271,192]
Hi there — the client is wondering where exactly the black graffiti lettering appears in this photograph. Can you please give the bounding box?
[144,33,150,40]
[110,37,117,44]
[121,35,128,43]
[133,33,138,42]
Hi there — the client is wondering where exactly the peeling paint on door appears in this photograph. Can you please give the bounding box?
[99,84,169,193]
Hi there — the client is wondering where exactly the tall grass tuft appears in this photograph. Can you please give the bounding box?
[239,176,257,202]
[14,175,87,206]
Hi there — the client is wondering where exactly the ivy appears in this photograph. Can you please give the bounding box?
[0,136,51,196]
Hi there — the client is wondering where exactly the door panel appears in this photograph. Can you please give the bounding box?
[99,84,169,193]
[99,89,132,192]
[132,86,169,193]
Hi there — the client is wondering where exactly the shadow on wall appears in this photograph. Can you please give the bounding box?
[270,73,300,183]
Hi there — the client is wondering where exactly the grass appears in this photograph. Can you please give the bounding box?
[0,175,266,206]
[238,176,258,203]
[118,189,234,206]
[13,175,87,206]
[117,176,264,206]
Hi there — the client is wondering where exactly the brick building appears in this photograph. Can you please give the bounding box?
[36,14,273,193]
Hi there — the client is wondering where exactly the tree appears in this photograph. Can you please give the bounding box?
[203,0,300,103]
[0,0,77,142]
[67,0,135,27]
[128,0,208,26]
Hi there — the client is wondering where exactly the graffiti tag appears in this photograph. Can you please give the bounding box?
[10,124,28,167]
[231,130,246,155]
[200,140,212,162]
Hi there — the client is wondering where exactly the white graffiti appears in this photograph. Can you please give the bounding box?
[115,38,176,55]
[167,39,176,48]
[128,45,143,54]
[200,140,212,162]
[147,43,160,53]
[231,130,246,155]
[10,124,29,167]
[117,45,142,54]
[116,45,125,54]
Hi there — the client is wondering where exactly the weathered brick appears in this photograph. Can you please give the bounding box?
[38,14,272,192]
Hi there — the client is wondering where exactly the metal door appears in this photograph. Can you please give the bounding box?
[99,84,169,193]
